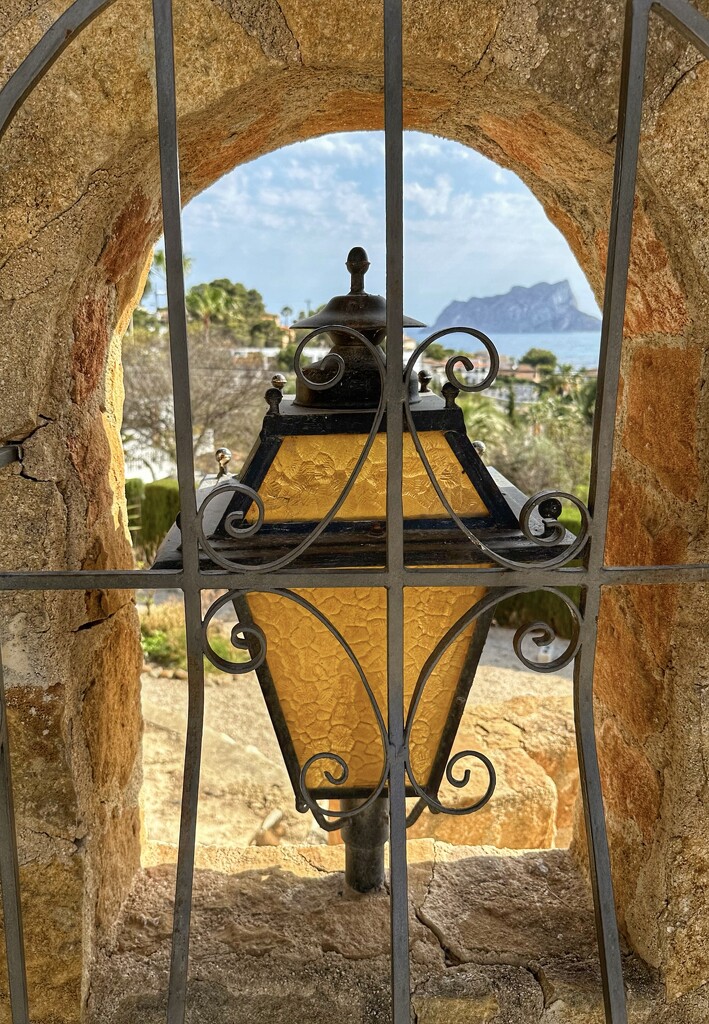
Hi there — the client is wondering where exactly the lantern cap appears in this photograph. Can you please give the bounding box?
[291,247,425,333]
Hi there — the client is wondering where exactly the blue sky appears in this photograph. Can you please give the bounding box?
[181,131,600,326]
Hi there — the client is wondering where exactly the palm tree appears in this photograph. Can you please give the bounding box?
[185,282,229,345]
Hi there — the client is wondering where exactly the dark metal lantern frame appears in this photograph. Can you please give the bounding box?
[0,2,707,1024]
[155,339,574,815]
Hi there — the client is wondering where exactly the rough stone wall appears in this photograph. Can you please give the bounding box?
[0,0,707,1019]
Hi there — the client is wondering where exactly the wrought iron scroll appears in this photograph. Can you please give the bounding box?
[197,325,386,572]
[404,328,592,570]
[201,589,391,833]
[404,587,582,817]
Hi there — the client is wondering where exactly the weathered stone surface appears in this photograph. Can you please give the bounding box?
[1,0,708,1016]
[410,742,556,850]
[0,860,84,1024]
[504,697,578,847]
[406,697,577,848]
[624,344,701,502]
[88,843,702,1023]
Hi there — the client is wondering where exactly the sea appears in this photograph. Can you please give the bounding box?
[449,330,602,370]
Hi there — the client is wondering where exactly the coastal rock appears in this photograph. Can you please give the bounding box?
[426,280,601,335]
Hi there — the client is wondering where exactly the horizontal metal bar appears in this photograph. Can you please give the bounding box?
[0,562,707,592]
[0,570,183,590]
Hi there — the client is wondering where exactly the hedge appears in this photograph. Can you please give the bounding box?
[125,476,145,509]
[140,478,181,551]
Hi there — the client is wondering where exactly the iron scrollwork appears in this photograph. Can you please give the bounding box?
[197,325,385,572]
[404,586,582,825]
[201,589,267,674]
[404,327,592,569]
[201,588,391,833]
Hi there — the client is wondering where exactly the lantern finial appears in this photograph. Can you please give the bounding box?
[346,246,370,295]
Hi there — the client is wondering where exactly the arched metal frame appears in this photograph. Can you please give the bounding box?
[0,1,708,1023]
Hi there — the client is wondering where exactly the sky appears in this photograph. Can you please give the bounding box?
[180,131,600,326]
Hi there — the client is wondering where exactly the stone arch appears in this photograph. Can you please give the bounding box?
[0,0,707,1017]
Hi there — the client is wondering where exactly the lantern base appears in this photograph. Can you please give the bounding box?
[341,795,390,893]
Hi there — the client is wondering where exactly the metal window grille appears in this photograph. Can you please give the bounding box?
[0,2,708,1022]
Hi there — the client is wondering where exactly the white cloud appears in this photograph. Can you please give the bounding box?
[181,130,600,321]
[404,176,454,217]
[300,132,384,164]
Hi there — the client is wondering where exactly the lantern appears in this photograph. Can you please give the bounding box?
[154,247,573,890]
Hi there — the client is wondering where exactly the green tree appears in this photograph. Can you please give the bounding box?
[424,342,455,362]
[460,394,513,451]
[520,347,557,371]
[538,361,580,399]
[185,282,229,344]
[458,390,592,499]
[185,279,282,347]
[577,377,597,425]
[276,342,298,372]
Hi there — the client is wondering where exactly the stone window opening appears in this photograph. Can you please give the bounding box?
[129,129,596,863]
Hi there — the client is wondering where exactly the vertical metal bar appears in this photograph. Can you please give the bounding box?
[573,592,628,1024]
[577,1,650,1020]
[587,0,650,546]
[0,638,30,1024]
[383,0,410,1021]
[151,2,206,1020]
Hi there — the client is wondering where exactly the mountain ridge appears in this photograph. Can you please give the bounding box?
[423,280,601,334]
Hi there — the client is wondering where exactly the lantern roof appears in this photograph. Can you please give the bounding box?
[153,384,576,573]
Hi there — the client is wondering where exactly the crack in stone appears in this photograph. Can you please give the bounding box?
[413,845,555,1018]
[414,851,463,968]
[73,604,124,634]
[274,0,302,65]
[414,903,463,967]
[13,415,55,481]
[211,0,302,65]
[525,961,552,1011]
[661,58,704,109]
[0,171,107,275]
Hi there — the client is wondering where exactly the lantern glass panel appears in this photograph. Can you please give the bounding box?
[246,584,487,794]
[246,431,489,524]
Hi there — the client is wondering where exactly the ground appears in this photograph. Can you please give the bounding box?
[140,625,573,853]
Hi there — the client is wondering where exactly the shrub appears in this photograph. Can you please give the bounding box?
[125,476,145,509]
[140,478,180,558]
[493,586,582,641]
[140,599,249,672]
[492,506,583,641]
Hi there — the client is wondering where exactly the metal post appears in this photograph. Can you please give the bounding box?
[341,796,390,893]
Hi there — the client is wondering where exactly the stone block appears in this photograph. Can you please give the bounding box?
[407,697,577,849]
[87,843,677,1023]
[623,345,701,503]
[0,859,84,1024]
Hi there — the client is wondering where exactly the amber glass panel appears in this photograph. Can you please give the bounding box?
[247,586,486,792]
[247,432,488,523]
